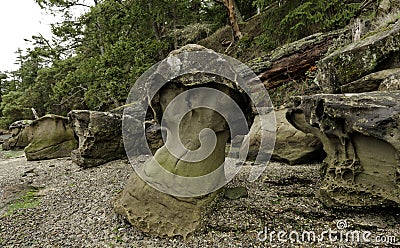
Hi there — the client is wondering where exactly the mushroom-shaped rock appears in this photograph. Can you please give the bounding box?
[113,45,270,238]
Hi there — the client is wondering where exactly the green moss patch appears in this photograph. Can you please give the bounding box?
[0,146,25,159]
[1,187,42,217]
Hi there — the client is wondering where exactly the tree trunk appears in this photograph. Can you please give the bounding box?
[95,21,105,56]
[216,0,242,41]
[223,0,242,40]
[233,0,242,22]
[173,0,178,49]
[148,1,161,41]
[152,21,161,41]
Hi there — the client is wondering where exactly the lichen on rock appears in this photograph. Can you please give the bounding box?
[317,20,400,93]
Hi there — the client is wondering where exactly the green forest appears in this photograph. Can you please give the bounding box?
[0,0,361,128]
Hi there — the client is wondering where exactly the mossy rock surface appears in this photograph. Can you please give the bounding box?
[223,186,248,200]
[317,20,400,93]
[24,114,78,161]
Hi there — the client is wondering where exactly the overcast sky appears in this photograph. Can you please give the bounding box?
[0,0,89,73]
[0,0,56,72]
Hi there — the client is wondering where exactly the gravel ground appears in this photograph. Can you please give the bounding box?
[0,155,399,247]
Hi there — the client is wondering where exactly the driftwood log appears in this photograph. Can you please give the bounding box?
[248,29,349,90]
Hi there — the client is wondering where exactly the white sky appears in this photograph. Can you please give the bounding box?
[0,0,59,72]
[0,0,89,73]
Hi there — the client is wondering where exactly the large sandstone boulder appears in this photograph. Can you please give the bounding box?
[242,109,324,165]
[114,45,265,238]
[287,92,400,208]
[317,20,400,93]
[68,110,125,168]
[273,109,324,164]
[24,115,78,161]
[2,120,33,150]
[114,172,220,238]
[115,91,231,237]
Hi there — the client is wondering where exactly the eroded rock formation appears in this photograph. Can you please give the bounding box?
[114,45,259,238]
[287,92,400,207]
[24,115,77,161]
[2,120,33,150]
[68,110,125,168]
[273,108,324,164]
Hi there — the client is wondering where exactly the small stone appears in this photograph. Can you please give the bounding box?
[224,186,248,200]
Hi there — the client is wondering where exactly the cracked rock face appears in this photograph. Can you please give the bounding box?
[114,45,254,238]
[287,92,400,208]
[68,110,125,168]
[340,68,400,93]
[379,70,400,91]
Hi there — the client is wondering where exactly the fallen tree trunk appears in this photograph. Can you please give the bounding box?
[247,29,349,90]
